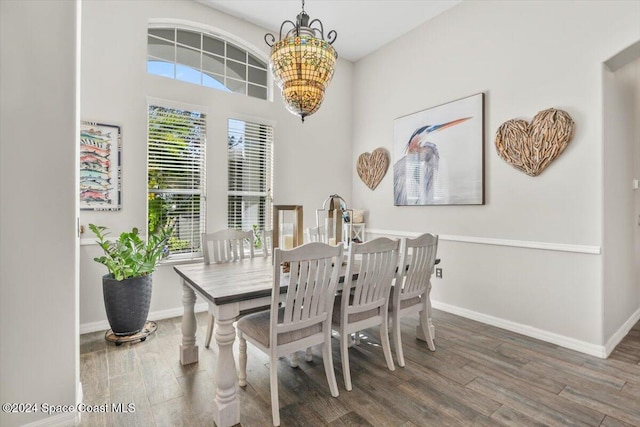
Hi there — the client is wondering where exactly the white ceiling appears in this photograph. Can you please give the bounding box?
[195,0,462,62]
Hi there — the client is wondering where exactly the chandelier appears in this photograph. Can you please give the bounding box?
[265,0,338,122]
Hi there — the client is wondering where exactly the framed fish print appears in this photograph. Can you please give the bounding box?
[393,93,484,206]
[80,121,122,210]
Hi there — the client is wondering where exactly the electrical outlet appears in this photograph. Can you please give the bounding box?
[435,268,443,278]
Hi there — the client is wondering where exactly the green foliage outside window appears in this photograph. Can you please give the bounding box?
[148,105,205,255]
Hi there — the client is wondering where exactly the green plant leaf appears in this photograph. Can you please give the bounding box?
[90,221,175,281]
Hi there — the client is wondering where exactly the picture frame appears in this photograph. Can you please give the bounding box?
[393,93,484,206]
[80,121,122,210]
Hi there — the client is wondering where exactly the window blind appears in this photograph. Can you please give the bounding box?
[148,105,206,259]
[227,118,273,232]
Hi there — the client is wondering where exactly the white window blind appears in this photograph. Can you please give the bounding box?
[148,105,206,259]
[227,118,273,232]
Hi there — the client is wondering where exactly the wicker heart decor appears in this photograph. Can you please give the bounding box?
[495,108,575,177]
[357,148,389,190]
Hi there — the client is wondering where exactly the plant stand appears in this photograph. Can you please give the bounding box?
[105,321,157,346]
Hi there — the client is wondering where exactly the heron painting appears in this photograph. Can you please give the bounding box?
[393,93,484,206]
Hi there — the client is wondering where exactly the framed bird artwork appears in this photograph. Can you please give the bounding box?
[393,93,484,206]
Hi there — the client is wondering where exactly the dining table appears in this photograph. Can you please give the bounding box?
[173,254,435,427]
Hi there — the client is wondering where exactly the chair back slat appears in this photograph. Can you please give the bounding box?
[301,258,319,320]
[201,229,255,264]
[274,243,343,336]
[397,233,438,301]
[344,237,399,315]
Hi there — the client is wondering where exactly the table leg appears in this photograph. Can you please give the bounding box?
[212,305,240,427]
[180,281,199,365]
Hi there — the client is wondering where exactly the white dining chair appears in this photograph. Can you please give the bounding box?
[261,229,273,257]
[257,229,305,366]
[332,237,399,391]
[202,228,254,264]
[390,233,439,366]
[305,225,327,243]
[201,228,256,349]
[256,228,305,366]
[237,242,343,426]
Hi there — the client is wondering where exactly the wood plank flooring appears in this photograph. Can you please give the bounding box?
[79,310,640,426]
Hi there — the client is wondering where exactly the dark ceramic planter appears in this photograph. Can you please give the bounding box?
[102,274,152,336]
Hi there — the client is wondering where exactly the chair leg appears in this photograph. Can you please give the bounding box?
[429,318,436,342]
[420,309,435,351]
[305,347,313,362]
[392,313,405,367]
[427,290,436,347]
[270,355,280,426]
[321,331,339,397]
[421,295,436,351]
[239,333,247,387]
[204,313,214,349]
[289,352,299,368]
[347,333,356,348]
[340,331,352,391]
[380,312,395,371]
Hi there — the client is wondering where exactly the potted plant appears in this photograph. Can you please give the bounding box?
[89,222,173,336]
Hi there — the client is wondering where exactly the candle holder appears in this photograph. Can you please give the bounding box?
[273,205,303,272]
[316,194,352,246]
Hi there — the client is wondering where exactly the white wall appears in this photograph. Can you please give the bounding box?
[79,0,353,328]
[602,55,640,343]
[0,1,80,426]
[77,0,639,357]
[352,0,640,353]
[637,64,640,316]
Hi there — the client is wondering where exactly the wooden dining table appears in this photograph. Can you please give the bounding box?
[173,255,434,427]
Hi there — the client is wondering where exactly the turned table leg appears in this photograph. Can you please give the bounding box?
[212,304,240,427]
[180,281,199,365]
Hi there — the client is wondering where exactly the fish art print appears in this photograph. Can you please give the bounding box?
[80,122,121,210]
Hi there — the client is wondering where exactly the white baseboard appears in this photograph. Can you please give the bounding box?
[80,303,208,334]
[21,412,78,427]
[432,300,608,358]
[80,296,638,360]
[604,307,640,357]
[18,383,83,426]
[79,285,638,362]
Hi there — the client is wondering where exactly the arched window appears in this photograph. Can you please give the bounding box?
[147,26,269,100]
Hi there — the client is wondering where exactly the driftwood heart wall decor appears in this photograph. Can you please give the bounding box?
[495,108,575,177]
[357,148,389,190]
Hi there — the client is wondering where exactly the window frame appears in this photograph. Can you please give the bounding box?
[227,116,275,233]
[146,21,271,101]
[147,98,208,261]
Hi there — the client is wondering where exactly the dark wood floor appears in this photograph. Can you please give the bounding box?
[79,310,640,427]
